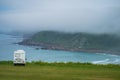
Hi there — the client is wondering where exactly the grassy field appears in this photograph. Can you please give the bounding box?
[0,61,120,80]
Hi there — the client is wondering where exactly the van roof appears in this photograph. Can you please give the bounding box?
[14,50,25,53]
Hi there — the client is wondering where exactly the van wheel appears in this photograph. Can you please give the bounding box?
[23,64,25,66]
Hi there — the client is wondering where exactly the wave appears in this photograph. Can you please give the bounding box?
[113,58,120,63]
[92,59,110,64]
[109,54,119,57]
[96,53,107,55]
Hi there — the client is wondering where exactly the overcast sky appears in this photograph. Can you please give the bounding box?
[0,0,120,33]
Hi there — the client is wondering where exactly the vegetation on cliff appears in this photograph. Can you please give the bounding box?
[19,31,120,54]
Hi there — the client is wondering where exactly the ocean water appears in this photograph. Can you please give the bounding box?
[0,34,120,64]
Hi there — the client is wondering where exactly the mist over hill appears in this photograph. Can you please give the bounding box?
[1,0,120,34]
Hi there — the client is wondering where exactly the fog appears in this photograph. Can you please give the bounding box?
[0,0,120,34]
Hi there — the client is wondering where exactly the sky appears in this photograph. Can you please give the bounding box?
[0,0,120,33]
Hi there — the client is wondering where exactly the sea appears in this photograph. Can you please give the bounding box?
[0,33,120,64]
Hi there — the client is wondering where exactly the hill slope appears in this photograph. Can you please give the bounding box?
[19,31,120,54]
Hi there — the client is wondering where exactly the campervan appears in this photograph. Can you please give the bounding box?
[13,50,26,65]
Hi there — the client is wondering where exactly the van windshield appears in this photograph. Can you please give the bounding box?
[15,53,21,57]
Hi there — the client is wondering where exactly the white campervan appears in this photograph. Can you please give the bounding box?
[14,50,26,66]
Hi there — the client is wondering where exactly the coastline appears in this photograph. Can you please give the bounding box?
[18,39,120,55]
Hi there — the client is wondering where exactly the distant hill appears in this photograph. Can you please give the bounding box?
[19,31,120,54]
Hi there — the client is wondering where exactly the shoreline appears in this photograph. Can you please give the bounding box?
[18,40,120,55]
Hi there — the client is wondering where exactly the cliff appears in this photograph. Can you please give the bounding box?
[18,31,120,55]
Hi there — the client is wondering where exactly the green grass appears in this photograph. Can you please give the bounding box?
[0,61,120,80]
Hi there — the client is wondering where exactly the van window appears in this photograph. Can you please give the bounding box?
[15,53,20,57]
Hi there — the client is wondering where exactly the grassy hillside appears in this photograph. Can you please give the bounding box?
[0,61,120,80]
[19,31,120,54]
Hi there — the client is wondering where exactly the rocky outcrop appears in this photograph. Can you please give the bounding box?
[17,31,120,55]
[18,39,120,55]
